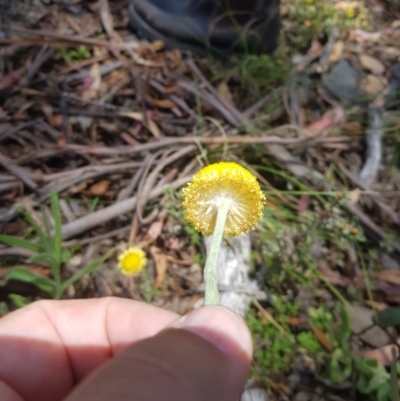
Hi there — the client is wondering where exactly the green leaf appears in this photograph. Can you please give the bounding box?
[374,308,400,329]
[61,248,72,264]
[364,363,390,394]
[0,235,41,253]
[3,268,56,297]
[60,260,102,293]
[0,301,9,316]
[50,192,63,266]
[8,293,31,309]
[26,253,57,269]
[377,383,391,401]
[18,208,47,246]
[297,331,322,353]
[390,348,399,401]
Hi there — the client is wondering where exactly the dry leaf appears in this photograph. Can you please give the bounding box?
[217,82,236,107]
[364,345,399,366]
[347,188,362,205]
[286,317,304,326]
[365,300,388,311]
[318,260,351,287]
[149,97,176,109]
[89,180,111,196]
[329,41,344,63]
[349,29,382,43]
[359,54,385,75]
[150,246,168,288]
[307,40,323,58]
[118,111,161,138]
[305,106,345,136]
[375,270,400,286]
[82,62,102,100]
[150,40,165,52]
[391,20,400,29]
[360,74,387,94]
[163,85,179,94]
[147,221,164,241]
[0,67,25,90]
[98,0,115,40]
[264,199,280,211]
[310,324,333,352]
[297,194,310,215]
[166,49,182,69]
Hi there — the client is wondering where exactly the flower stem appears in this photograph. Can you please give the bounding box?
[204,200,230,305]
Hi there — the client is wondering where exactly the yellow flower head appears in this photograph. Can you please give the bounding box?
[346,7,355,18]
[118,247,147,276]
[182,162,265,237]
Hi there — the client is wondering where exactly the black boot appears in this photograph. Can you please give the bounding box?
[128,0,280,57]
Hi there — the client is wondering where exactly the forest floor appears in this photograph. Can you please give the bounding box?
[1,0,400,400]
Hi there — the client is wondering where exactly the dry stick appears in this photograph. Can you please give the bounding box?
[177,80,240,126]
[339,163,400,227]
[61,176,191,239]
[63,225,131,248]
[41,161,144,182]
[0,118,43,142]
[16,135,350,164]
[9,25,121,49]
[26,45,55,82]
[243,86,285,119]
[0,151,38,190]
[117,160,148,201]
[135,151,163,224]
[148,79,198,120]
[185,58,245,124]
[136,146,196,224]
[0,182,20,193]
[359,107,383,186]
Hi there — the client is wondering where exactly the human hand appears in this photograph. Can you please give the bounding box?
[0,297,252,401]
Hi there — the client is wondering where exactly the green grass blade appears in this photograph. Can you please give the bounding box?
[0,235,41,253]
[390,348,399,401]
[3,267,56,297]
[18,208,47,246]
[50,192,63,266]
[60,260,101,293]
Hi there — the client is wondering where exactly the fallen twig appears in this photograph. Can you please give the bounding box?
[359,107,383,186]
[339,163,400,227]
[61,176,191,239]
[0,151,38,190]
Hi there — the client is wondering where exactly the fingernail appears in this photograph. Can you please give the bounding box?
[171,306,252,358]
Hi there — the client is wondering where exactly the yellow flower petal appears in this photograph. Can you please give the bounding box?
[182,162,265,236]
[118,247,147,276]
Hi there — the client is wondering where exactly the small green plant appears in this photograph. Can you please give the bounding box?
[208,51,289,109]
[0,192,106,299]
[297,306,398,401]
[284,0,371,50]
[58,45,91,64]
[246,297,299,379]
[8,293,31,309]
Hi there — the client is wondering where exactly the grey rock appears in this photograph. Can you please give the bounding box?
[322,60,362,104]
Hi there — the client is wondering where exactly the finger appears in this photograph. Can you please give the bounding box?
[0,297,179,401]
[65,306,252,401]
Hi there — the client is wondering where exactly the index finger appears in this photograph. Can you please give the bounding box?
[0,297,179,401]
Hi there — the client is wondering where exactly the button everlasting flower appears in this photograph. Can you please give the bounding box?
[118,247,147,276]
[182,162,265,305]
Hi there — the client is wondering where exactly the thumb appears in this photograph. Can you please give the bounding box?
[64,306,252,401]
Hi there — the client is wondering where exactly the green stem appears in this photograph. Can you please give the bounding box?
[204,200,230,305]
